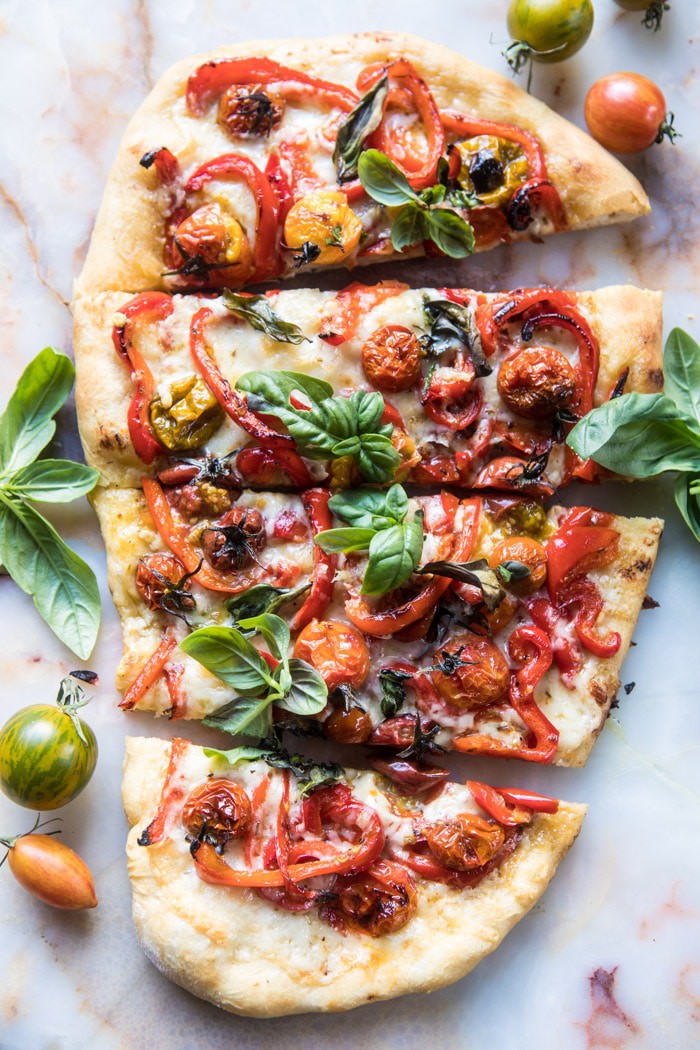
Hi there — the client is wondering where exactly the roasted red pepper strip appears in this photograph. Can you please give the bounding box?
[185,155,280,282]
[264,151,295,223]
[467,781,559,824]
[291,489,336,632]
[189,306,292,448]
[370,758,450,795]
[547,523,620,600]
[141,477,255,594]
[140,147,181,185]
[557,576,621,657]
[359,60,445,189]
[236,445,313,488]
[186,57,358,116]
[120,629,178,711]
[345,497,480,637]
[320,281,408,345]
[113,292,174,464]
[136,737,190,844]
[497,787,560,814]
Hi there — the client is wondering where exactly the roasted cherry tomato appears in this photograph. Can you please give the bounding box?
[334,859,417,936]
[456,135,528,207]
[0,676,98,811]
[507,0,594,62]
[2,828,97,910]
[135,553,197,615]
[174,202,252,271]
[430,633,510,710]
[422,363,482,430]
[201,506,267,572]
[293,619,370,692]
[218,84,285,137]
[489,535,548,596]
[170,480,234,520]
[422,814,506,870]
[497,346,577,420]
[284,190,363,265]
[324,705,374,744]
[584,72,678,154]
[361,325,422,392]
[182,779,252,848]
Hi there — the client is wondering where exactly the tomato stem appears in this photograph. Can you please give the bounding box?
[0,815,62,862]
[656,111,681,145]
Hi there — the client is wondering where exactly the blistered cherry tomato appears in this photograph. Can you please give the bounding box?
[182,779,252,847]
[361,325,422,393]
[201,506,267,572]
[334,859,417,936]
[293,620,370,692]
[218,84,285,137]
[135,553,194,612]
[284,191,363,265]
[584,72,678,154]
[423,814,506,870]
[430,633,510,710]
[489,535,548,596]
[507,0,594,62]
[324,706,373,744]
[498,346,577,420]
[174,203,252,269]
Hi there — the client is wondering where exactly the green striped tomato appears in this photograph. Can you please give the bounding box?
[0,704,97,810]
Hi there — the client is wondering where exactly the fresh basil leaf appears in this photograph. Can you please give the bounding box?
[390,202,429,251]
[296,763,344,798]
[419,184,447,206]
[202,695,273,739]
[379,667,411,718]
[331,436,362,458]
[362,519,424,596]
[0,348,75,475]
[223,292,305,344]
[424,208,475,258]
[384,483,409,524]
[352,389,386,434]
[314,527,376,553]
[419,557,504,612]
[237,612,290,663]
[664,328,700,424]
[8,460,99,503]
[674,473,700,543]
[496,559,532,583]
[328,488,393,528]
[334,74,388,183]
[276,658,328,715]
[567,393,700,476]
[225,581,311,623]
[356,433,401,483]
[423,299,491,377]
[180,625,273,695]
[237,369,333,406]
[357,149,419,207]
[0,493,100,659]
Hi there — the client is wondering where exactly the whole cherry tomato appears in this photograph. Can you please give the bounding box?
[584,72,679,154]
[361,325,422,393]
[293,619,370,692]
[1,823,97,910]
[613,1,669,33]
[507,0,594,64]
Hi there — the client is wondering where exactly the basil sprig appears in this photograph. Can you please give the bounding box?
[422,299,492,377]
[357,149,475,258]
[236,370,400,483]
[0,348,100,659]
[223,291,305,344]
[226,581,311,624]
[568,327,700,542]
[203,741,343,798]
[334,74,389,183]
[315,484,424,596]
[180,613,327,739]
[418,558,505,611]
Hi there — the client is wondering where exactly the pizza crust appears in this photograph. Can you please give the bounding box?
[122,735,586,1016]
[75,32,649,297]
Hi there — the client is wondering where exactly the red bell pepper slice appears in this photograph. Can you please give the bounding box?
[112,292,174,464]
[189,306,292,448]
[547,523,620,600]
[557,576,621,657]
[186,57,358,116]
[135,737,190,844]
[472,455,555,497]
[290,488,336,632]
[235,445,313,488]
[370,757,450,795]
[120,629,178,711]
[264,151,295,223]
[467,781,559,824]
[345,497,480,637]
[140,146,181,185]
[185,154,280,282]
[320,281,408,345]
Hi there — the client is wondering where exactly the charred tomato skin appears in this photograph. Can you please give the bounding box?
[182,778,252,848]
[422,813,506,870]
[361,325,423,393]
[293,619,370,692]
[334,859,418,936]
[201,506,267,572]
[218,84,285,137]
[135,553,192,611]
[430,633,510,710]
[497,346,577,420]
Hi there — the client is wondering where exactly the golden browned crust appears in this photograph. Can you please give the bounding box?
[578,287,664,403]
[75,32,649,297]
[122,736,586,1016]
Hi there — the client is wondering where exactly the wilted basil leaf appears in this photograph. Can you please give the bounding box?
[334,74,388,183]
[223,291,305,344]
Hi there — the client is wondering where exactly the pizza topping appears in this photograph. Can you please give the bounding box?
[201,506,267,573]
[290,489,336,632]
[421,813,506,870]
[172,203,253,280]
[497,346,577,421]
[455,135,528,208]
[361,324,422,392]
[421,361,483,430]
[324,705,374,745]
[429,633,510,710]
[370,757,451,795]
[182,778,252,849]
[135,553,197,619]
[328,859,417,937]
[293,619,370,692]
[489,536,547,596]
[217,84,285,138]
[149,375,224,452]
[283,190,363,266]
[235,446,313,488]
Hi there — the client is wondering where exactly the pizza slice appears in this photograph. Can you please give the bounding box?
[75,32,649,297]
[73,282,662,493]
[123,735,585,1016]
[95,485,661,766]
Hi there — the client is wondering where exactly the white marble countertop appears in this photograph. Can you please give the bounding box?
[0,2,699,1048]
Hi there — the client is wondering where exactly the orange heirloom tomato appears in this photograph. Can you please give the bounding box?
[293,619,370,692]
[430,633,510,710]
[182,779,252,848]
[174,202,252,270]
[324,706,373,744]
[135,553,194,612]
[584,73,678,154]
[497,346,577,420]
[5,833,98,910]
[361,325,422,392]
[422,814,506,871]
[284,190,363,265]
[489,535,548,596]
[217,84,285,137]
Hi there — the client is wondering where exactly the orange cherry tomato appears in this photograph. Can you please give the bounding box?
[293,619,370,692]
[584,72,678,154]
[361,325,422,392]
[422,814,506,871]
[5,833,97,910]
[182,779,252,848]
[489,535,548,596]
[497,346,577,420]
[324,706,373,744]
[430,632,510,710]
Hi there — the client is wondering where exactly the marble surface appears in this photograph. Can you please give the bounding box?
[0,1,699,1047]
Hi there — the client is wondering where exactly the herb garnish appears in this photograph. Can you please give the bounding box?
[0,348,100,659]
[421,299,492,377]
[180,614,327,739]
[568,327,700,542]
[333,74,389,183]
[315,485,424,595]
[357,149,476,258]
[379,667,412,718]
[226,581,311,624]
[418,558,505,612]
[223,291,305,344]
[236,371,400,483]
[203,739,343,798]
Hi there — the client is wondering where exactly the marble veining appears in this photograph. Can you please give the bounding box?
[0,2,699,1048]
